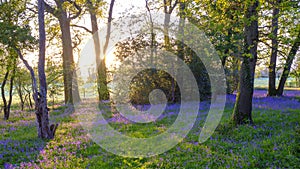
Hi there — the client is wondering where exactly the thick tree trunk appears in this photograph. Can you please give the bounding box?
[268,1,280,96]
[44,0,81,105]
[277,31,300,96]
[1,70,9,120]
[58,15,76,105]
[232,0,259,125]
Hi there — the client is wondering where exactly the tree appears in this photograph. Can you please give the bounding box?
[262,0,299,96]
[290,56,300,87]
[267,0,281,96]
[232,0,259,125]
[0,0,58,138]
[185,0,244,94]
[44,0,81,105]
[15,67,32,111]
[86,0,114,101]
[277,30,300,95]
[18,0,58,139]
[0,0,26,120]
[162,0,178,102]
[46,59,64,109]
[1,57,16,120]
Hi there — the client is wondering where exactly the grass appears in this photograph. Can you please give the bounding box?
[0,95,300,168]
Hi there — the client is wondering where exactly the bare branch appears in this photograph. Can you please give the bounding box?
[258,39,286,56]
[170,0,178,13]
[14,47,38,98]
[70,24,92,34]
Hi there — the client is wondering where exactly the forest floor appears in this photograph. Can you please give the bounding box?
[1,89,300,168]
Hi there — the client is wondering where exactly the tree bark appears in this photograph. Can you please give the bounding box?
[268,0,280,96]
[276,30,300,96]
[232,0,259,125]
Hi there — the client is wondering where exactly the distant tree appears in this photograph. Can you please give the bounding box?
[46,59,64,109]
[0,0,25,120]
[0,56,16,120]
[86,0,114,101]
[0,0,58,138]
[15,67,32,111]
[185,0,244,94]
[290,56,300,87]
[262,0,300,96]
[277,31,300,95]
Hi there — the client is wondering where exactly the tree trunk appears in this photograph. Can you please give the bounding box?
[16,0,58,139]
[276,31,300,96]
[1,70,9,120]
[44,0,81,105]
[174,1,186,102]
[87,0,114,101]
[89,6,102,101]
[232,0,259,125]
[222,14,233,67]
[101,0,115,100]
[36,0,52,138]
[163,0,178,102]
[268,0,280,96]
[17,77,24,111]
[23,87,33,110]
[7,65,15,120]
[58,14,76,105]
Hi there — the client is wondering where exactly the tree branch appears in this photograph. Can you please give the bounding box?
[258,39,286,57]
[14,47,38,99]
[70,24,92,34]
[44,0,58,17]
[67,0,82,20]
[170,0,178,13]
